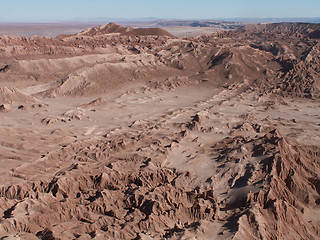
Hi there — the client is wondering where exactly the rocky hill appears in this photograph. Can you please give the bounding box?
[77,22,174,37]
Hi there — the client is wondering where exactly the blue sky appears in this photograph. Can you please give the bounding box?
[1,0,319,22]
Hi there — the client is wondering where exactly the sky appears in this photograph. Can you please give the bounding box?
[1,0,319,22]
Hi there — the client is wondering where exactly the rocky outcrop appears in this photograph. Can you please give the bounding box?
[210,129,320,239]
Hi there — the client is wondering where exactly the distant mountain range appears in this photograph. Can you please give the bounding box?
[219,17,320,23]
[0,17,319,24]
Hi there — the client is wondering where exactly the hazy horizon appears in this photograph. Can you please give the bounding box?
[1,17,320,25]
[1,0,319,23]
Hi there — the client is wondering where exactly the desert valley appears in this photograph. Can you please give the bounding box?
[0,21,319,239]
